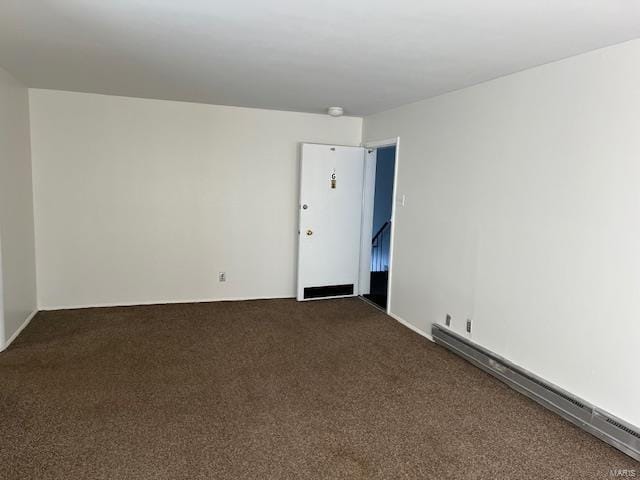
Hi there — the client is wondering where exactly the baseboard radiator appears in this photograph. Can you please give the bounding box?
[431,324,640,462]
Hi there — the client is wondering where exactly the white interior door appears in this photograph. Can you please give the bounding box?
[297,143,365,300]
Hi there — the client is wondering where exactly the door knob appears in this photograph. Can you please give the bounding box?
[306,229,313,236]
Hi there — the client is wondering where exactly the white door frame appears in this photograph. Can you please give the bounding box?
[358,148,376,296]
[360,137,400,314]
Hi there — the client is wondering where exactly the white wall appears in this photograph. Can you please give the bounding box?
[0,66,37,349]
[29,90,362,309]
[363,39,640,427]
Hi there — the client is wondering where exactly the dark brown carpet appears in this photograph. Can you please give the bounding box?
[0,298,636,479]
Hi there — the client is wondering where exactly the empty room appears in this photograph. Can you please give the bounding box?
[1,1,639,478]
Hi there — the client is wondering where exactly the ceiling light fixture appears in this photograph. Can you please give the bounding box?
[327,106,344,117]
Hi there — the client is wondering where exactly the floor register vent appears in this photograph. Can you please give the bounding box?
[431,324,640,462]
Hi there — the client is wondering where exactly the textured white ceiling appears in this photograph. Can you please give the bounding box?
[1,0,639,115]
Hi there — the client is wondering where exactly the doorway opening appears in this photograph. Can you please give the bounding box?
[296,140,398,310]
[363,144,396,310]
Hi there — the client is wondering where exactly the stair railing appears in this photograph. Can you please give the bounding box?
[371,220,391,272]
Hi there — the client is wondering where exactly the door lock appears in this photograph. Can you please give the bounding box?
[306,229,313,236]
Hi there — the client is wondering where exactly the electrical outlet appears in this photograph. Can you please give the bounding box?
[466,319,472,333]
[445,314,451,327]
[218,272,226,282]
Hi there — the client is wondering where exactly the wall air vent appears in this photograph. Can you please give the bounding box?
[303,284,354,299]
[431,323,640,462]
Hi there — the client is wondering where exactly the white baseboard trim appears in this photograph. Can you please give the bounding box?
[39,295,295,311]
[387,311,434,343]
[1,309,38,352]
